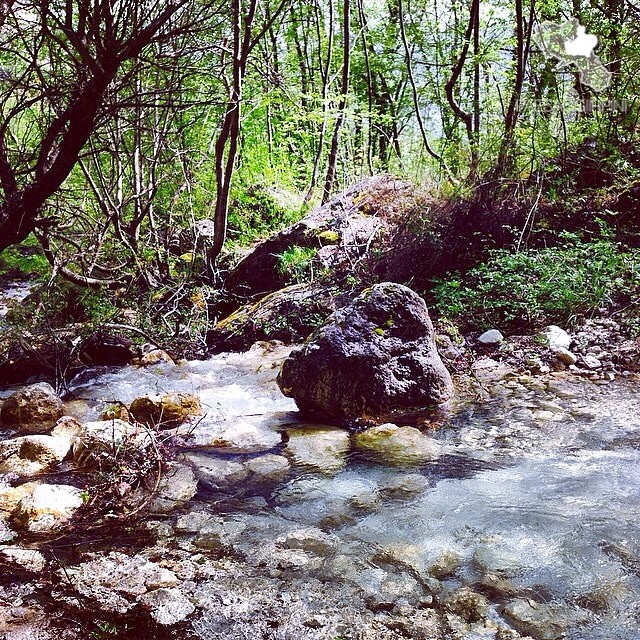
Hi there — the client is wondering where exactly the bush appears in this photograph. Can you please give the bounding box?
[276,246,317,284]
[227,184,301,245]
[0,235,49,280]
[433,233,640,331]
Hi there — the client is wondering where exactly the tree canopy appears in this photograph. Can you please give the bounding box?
[0,0,637,288]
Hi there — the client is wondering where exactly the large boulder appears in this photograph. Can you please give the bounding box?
[0,382,64,433]
[277,283,453,425]
[224,176,411,300]
[206,282,348,354]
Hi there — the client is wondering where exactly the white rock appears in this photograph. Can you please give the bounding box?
[0,517,15,543]
[12,484,84,533]
[582,354,602,369]
[471,358,515,383]
[66,552,179,614]
[0,546,46,572]
[539,325,572,350]
[74,419,152,462]
[139,587,195,625]
[478,329,504,345]
[0,433,74,477]
[285,427,350,474]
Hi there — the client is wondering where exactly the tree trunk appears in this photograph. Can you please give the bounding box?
[322,0,351,204]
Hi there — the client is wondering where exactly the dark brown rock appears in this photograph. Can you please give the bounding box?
[277,283,453,425]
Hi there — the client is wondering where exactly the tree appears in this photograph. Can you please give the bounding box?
[322,0,350,203]
[0,0,210,261]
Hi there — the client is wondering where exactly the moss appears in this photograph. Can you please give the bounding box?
[317,230,340,245]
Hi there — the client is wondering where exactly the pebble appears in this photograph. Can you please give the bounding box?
[478,329,504,345]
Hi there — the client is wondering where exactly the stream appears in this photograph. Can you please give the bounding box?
[55,343,640,639]
[3,342,640,639]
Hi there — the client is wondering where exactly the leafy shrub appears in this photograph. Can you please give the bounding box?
[276,246,317,284]
[433,233,640,331]
[0,235,49,280]
[227,184,301,245]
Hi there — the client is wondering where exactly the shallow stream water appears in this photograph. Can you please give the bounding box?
[44,344,640,638]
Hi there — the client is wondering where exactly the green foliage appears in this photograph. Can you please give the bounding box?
[433,233,640,331]
[276,246,317,284]
[227,185,301,245]
[7,279,119,329]
[0,235,49,279]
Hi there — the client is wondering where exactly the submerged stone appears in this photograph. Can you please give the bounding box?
[502,599,569,640]
[285,426,350,474]
[353,423,441,465]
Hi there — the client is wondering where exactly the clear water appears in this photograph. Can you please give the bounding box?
[67,344,640,639]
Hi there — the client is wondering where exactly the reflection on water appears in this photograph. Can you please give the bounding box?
[68,344,640,639]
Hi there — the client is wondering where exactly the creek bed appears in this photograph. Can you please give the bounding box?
[3,343,640,639]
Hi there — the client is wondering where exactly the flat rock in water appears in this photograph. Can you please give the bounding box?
[353,423,441,465]
[502,599,570,640]
[183,452,249,490]
[285,426,350,474]
[151,463,198,513]
[199,419,282,453]
[244,454,290,483]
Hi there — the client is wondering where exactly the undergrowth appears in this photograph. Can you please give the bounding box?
[433,232,640,332]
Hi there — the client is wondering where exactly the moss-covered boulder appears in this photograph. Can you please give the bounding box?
[206,282,349,354]
[224,175,411,300]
